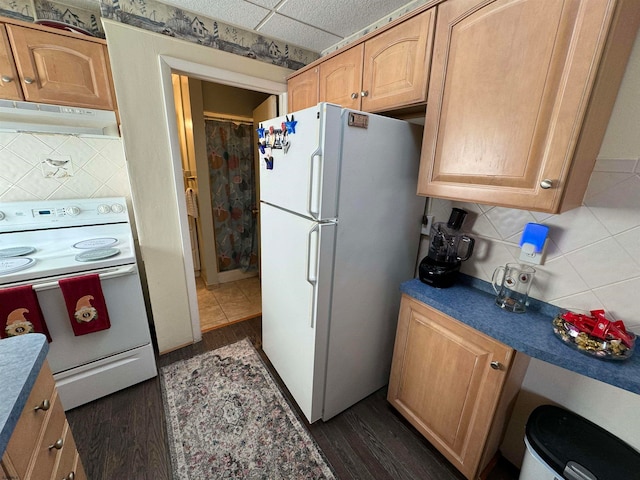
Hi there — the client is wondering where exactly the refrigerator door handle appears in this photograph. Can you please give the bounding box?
[308,149,322,219]
[306,223,319,328]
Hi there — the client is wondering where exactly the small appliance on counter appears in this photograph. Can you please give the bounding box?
[419,208,475,288]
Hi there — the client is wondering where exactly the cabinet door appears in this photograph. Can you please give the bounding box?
[388,295,514,480]
[319,44,363,110]
[6,25,114,110]
[288,66,318,112]
[0,24,22,100]
[361,9,435,112]
[417,0,620,212]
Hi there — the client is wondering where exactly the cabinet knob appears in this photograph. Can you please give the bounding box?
[62,471,76,480]
[490,361,503,370]
[1,75,13,83]
[48,438,64,450]
[350,92,358,99]
[360,90,369,97]
[34,399,50,411]
[23,77,35,85]
[540,179,553,189]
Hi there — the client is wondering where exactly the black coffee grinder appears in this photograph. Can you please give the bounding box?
[419,208,475,288]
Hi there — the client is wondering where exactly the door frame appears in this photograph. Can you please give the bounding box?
[158,55,287,342]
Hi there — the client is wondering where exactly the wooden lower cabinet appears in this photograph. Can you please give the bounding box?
[388,295,529,479]
[1,361,86,480]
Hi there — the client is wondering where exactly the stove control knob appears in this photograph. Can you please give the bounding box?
[111,203,125,213]
[65,206,80,216]
[97,204,111,214]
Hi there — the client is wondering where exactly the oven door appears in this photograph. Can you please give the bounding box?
[31,264,152,374]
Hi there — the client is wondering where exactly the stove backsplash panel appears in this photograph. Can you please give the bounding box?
[0,132,131,202]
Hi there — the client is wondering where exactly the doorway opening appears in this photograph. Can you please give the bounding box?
[171,73,278,333]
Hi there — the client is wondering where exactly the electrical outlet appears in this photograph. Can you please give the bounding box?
[421,215,434,236]
[519,239,547,265]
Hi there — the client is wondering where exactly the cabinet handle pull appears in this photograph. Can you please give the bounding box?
[23,77,35,84]
[540,179,553,189]
[490,361,503,370]
[62,471,75,480]
[350,92,358,99]
[34,399,50,411]
[1,75,13,83]
[360,90,369,97]
[48,438,64,450]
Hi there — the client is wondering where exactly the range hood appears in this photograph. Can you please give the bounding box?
[0,99,119,136]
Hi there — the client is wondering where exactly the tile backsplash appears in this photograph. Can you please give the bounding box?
[428,157,640,334]
[0,132,131,201]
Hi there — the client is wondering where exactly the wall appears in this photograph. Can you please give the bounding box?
[102,19,290,354]
[201,83,269,118]
[425,32,640,465]
[0,132,131,202]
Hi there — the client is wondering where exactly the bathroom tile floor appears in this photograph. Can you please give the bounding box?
[196,276,262,332]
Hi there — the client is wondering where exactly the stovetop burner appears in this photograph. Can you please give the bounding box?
[75,248,121,262]
[0,257,36,275]
[73,238,118,249]
[0,246,36,257]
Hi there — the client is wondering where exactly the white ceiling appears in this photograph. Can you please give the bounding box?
[72,0,420,53]
[159,0,419,52]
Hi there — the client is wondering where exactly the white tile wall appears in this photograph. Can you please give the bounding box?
[0,132,132,201]
[428,157,640,334]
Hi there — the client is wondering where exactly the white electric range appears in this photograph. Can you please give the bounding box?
[0,197,157,410]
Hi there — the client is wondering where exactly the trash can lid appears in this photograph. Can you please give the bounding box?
[526,405,640,480]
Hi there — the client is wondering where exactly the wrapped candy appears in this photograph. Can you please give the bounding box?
[552,310,635,360]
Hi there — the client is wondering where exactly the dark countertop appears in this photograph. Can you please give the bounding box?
[401,276,640,395]
[0,334,49,456]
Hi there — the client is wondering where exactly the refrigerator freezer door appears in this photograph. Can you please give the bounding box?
[260,202,336,423]
[259,103,342,220]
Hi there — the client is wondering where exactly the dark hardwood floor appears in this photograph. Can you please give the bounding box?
[66,317,520,479]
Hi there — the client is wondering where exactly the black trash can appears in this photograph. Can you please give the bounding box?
[520,404,640,480]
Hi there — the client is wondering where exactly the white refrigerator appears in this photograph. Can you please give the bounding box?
[259,103,424,423]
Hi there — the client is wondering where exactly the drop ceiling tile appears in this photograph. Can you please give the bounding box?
[258,13,342,53]
[161,0,270,30]
[277,0,412,37]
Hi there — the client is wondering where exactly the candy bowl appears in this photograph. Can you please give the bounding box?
[552,310,635,361]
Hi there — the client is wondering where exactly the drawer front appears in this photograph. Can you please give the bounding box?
[4,363,56,477]
[52,421,86,480]
[29,391,66,480]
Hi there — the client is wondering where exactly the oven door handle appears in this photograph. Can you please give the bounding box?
[32,265,137,292]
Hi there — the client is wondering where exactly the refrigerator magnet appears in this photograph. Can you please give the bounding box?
[264,156,274,170]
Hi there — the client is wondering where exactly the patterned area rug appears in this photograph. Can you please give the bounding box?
[160,338,336,479]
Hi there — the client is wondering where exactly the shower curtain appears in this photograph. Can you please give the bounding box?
[205,117,258,273]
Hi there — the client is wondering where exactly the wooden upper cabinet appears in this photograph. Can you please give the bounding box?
[287,66,318,112]
[418,0,640,213]
[287,6,436,113]
[319,44,363,110]
[5,24,115,110]
[0,25,22,100]
[361,8,435,112]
